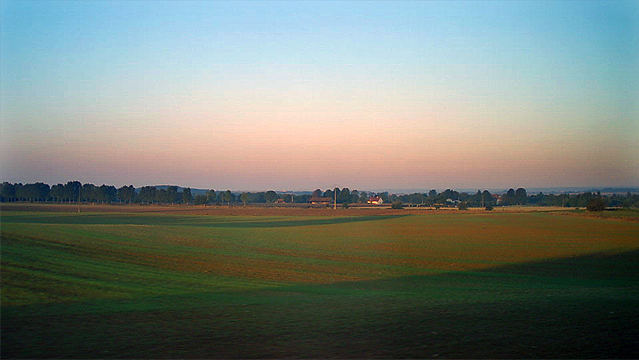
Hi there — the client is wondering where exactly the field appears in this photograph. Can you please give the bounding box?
[2,205,639,358]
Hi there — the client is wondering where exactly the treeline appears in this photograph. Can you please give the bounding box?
[0,181,303,205]
[392,188,639,208]
[0,182,360,205]
[0,181,195,205]
[1,181,638,208]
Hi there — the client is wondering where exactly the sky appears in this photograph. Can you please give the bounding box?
[1,0,638,191]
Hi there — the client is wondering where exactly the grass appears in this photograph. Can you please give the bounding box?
[569,207,639,221]
[2,209,639,358]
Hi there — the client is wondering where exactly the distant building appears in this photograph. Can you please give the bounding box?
[367,196,383,205]
[309,197,332,205]
[446,198,461,205]
[275,198,286,204]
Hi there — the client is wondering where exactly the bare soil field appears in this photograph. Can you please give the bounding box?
[0,203,572,216]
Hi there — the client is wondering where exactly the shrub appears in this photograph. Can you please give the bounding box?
[485,205,493,211]
[391,200,403,209]
[457,202,469,210]
[586,198,607,211]
[342,202,349,209]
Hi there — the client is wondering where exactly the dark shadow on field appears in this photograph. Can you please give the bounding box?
[3,250,639,358]
[0,214,404,228]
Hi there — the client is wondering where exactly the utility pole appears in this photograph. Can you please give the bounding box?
[334,188,337,210]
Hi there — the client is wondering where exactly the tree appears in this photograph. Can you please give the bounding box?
[18,182,50,202]
[223,190,232,206]
[194,195,207,205]
[35,183,50,201]
[157,188,169,203]
[473,190,482,206]
[436,189,459,203]
[338,188,351,204]
[99,185,117,203]
[586,197,607,211]
[157,188,169,204]
[482,190,493,207]
[391,200,403,209]
[515,188,528,205]
[502,188,516,205]
[138,186,157,204]
[117,185,136,204]
[50,184,64,202]
[182,188,193,204]
[81,183,96,202]
[0,182,16,202]
[294,194,310,203]
[64,181,81,202]
[240,192,249,206]
[312,189,322,198]
[350,190,359,203]
[13,183,24,201]
[265,190,278,203]
[166,186,179,204]
[323,189,334,200]
[206,190,216,205]
[14,183,48,202]
[458,201,469,210]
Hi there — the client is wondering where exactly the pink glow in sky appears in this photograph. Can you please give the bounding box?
[2,1,638,190]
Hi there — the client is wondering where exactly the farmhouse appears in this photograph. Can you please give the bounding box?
[367,196,383,205]
[308,197,332,205]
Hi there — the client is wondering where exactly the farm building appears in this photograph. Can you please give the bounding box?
[308,197,332,205]
[367,196,383,205]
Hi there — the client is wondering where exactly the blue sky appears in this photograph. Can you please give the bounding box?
[1,0,637,190]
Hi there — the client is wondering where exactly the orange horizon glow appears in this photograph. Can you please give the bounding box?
[2,1,638,190]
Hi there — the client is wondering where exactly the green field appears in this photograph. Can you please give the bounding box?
[2,209,639,358]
